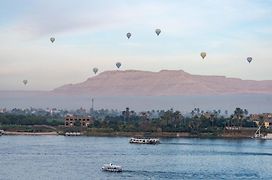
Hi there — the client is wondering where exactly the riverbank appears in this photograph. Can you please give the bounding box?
[83,131,255,139]
[1,127,258,138]
[3,131,58,136]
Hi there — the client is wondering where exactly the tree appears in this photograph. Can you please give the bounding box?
[233,108,244,128]
[244,109,249,116]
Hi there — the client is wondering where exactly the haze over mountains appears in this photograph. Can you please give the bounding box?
[54,70,272,95]
[1,70,272,113]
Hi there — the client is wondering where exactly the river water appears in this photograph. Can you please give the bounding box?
[0,136,271,180]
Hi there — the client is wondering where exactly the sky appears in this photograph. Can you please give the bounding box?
[0,0,272,90]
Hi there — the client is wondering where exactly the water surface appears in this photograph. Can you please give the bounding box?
[0,136,271,179]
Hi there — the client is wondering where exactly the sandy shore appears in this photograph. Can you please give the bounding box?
[1,130,255,138]
[3,131,58,136]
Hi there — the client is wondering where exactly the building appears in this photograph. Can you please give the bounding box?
[0,108,7,113]
[264,121,270,128]
[250,113,272,129]
[65,115,93,127]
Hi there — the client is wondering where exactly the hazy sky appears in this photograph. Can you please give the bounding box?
[1,0,272,90]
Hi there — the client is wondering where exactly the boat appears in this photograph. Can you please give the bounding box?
[0,130,4,136]
[129,137,160,144]
[65,132,81,136]
[102,163,122,172]
[253,126,272,140]
[261,134,272,140]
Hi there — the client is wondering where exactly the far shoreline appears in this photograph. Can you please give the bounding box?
[3,131,58,136]
[1,131,255,139]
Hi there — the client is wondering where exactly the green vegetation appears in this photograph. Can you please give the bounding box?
[92,108,257,134]
[0,108,262,136]
[0,114,63,126]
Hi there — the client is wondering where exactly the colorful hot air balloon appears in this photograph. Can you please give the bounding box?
[126,33,131,39]
[155,29,161,36]
[23,80,28,85]
[200,52,206,59]
[50,37,55,43]
[247,57,253,63]
[116,62,121,69]
[93,68,98,74]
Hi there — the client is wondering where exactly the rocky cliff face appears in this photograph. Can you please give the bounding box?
[53,70,272,95]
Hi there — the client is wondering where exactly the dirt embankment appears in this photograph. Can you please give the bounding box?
[84,130,255,139]
[1,127,257,138]
[84,131,190,138]
[3,131,58,136]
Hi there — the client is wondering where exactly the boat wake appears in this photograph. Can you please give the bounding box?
[122,170,259,179]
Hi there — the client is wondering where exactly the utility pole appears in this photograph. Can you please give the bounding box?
[90,98,94,115]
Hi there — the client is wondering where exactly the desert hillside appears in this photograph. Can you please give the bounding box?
[53,70,272,95]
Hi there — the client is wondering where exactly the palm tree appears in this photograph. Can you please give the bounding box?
[191,110,195,117]
[210,113,215,128]
[244,109,249,116]
[189,115,201,133]
[233,108,244,128]
[173,111,182,129]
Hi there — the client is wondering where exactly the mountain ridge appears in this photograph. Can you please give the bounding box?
[53,70,272,96]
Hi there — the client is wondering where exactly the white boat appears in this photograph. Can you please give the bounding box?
[253,126,272,140]
[260,133,272,140]
[129,137,160,144]
[65,132,81,136]
[102,163,122,172]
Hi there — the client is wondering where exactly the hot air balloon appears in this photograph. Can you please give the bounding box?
[23,80,28,85]
[50,37,55,43]
[93,68,98,74]
[155,29,161,36]
[116,62,121,69]
[247,57,252,63]
[126,33,131,39]
[200,52,206,59]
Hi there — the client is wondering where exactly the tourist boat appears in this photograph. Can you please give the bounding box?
[129,137,160,144]
[102,163,122,172]
[65,132,81,136]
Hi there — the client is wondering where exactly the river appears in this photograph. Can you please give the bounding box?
[0,136,271,179]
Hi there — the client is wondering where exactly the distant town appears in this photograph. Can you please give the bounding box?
[0,106,271,138]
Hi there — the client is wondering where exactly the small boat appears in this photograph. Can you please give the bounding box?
[129,137,160,144]
[102,163,122,172]
[252,126,272,140]
[259,133,272,140]
[0,130,4,136]
[253,134,272,140]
